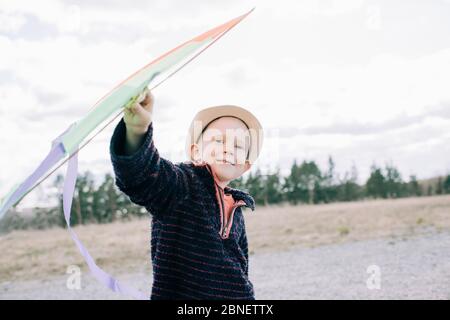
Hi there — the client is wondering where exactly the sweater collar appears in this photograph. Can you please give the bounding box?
[191,161,256,211]
[223,186,255,211]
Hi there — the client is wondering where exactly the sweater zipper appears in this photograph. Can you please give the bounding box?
[215,184,246,239]
[204,163,245,240]
[221,202,245,239]
[216,185,226,237]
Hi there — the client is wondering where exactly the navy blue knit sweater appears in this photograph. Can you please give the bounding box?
[110,119,256,300]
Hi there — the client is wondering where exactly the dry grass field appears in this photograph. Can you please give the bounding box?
[0,195,449,283]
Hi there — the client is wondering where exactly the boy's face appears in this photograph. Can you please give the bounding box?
[191,116,251,182]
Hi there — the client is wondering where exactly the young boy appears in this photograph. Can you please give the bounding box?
[109,88,263,300]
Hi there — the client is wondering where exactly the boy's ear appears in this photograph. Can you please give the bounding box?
[190,143,200,162]
[243,160,251,172]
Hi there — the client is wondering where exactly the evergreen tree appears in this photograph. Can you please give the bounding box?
[245,168,265,205]
[444,175,450,194]
[283,160,304,205]
[366,165,386,198]
[384,163,404,198]
[71,171,96,225]
[283,160,322,204]
[427,185,433,196]
[320,156,338,203]
[436,177,444,195]
[407,175,422,196]
[262,168,283,205]
[337,163,361,201]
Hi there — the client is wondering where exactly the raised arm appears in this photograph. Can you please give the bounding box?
[109,89,189,218]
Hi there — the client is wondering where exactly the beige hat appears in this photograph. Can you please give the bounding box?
[185,105,264,164]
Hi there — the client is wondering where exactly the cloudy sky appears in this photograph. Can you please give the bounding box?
[1,0,450,207]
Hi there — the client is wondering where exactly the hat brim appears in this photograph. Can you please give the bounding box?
[185,105,263,164]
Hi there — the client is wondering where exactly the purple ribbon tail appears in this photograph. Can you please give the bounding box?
[63,145,147,300]
[0,123,77,219]
[0,144,65,219]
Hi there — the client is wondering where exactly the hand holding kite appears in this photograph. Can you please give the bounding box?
[125,88,154,134]
[124,88,154,154]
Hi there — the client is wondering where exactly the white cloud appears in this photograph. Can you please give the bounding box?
[0,11,26,33]
[0,0,80,33]
[1,0,450,208]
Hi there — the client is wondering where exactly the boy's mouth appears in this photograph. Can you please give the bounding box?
[216,159,235,166]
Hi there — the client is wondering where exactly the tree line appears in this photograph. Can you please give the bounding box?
[1,172,146,233]
[1,156,450,232]
[230,156,450,206]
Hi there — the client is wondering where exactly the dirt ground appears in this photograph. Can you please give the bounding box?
[0,195,449,299]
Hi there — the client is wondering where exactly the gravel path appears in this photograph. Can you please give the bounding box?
[252,230,450,299]
[1,231,449,300]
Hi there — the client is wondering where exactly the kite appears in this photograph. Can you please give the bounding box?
[0,8,254,299]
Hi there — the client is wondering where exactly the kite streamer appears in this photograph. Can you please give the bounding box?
[0,8,254,299]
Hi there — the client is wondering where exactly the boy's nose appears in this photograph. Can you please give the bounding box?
[223,151,237,163]
[223,149,235,157]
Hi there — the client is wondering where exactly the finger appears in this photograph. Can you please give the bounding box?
[140,91,154,111]
[131,101,147,117]
[141,89,152,104]
[136,89,147,104]
[124,94,138,110]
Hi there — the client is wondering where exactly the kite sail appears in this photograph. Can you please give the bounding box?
[0,8,254,299]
